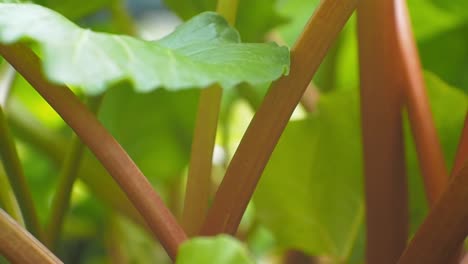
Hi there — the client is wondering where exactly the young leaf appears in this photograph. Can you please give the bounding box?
[176,235,255,264]
[0,3,289,95]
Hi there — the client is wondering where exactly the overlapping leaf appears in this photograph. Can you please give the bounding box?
[0,3,289,95]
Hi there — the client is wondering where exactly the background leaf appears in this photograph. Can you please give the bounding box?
[162,0,285,42]
[254,72,467,262]
[254,90,364,262]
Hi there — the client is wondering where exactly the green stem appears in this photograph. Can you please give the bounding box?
[182,84,222,235]
[0,64,23,225]
[0,168,23,225]
[45,96,103,249]
[181,0,240,236]
[0,105,43,240]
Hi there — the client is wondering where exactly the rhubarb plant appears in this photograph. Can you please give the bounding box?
[0,0,467,263]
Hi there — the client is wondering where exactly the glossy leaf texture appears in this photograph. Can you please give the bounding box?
[162,0,286,42]
[0,3,289,95]
[253,73,467,262]
[176,235,255,264]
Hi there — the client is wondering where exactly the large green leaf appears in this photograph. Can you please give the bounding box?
[254,90,364,262]
[163,0,285,42]
[78,87,199,221]
[0,3,289,95]
[176,235,255,264]
[254,72,467,262]
[96,86,198,185]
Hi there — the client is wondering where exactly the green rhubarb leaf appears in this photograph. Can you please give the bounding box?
[176,235,255,264]
[0,3,289,95]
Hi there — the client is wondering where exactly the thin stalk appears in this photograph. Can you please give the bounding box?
[0,65,23,224]
[0,168,23,224]
[0,44,186,260]
[0,209,62,264]
[181,85,222,236]
[200,0,357,236]
[394,0,448,205]
[181,0,239,236]
[45,96,103,249]
[168,175,184,221]
[0,105,43,240]
[397,162,468,264]
[357,0,409,263]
